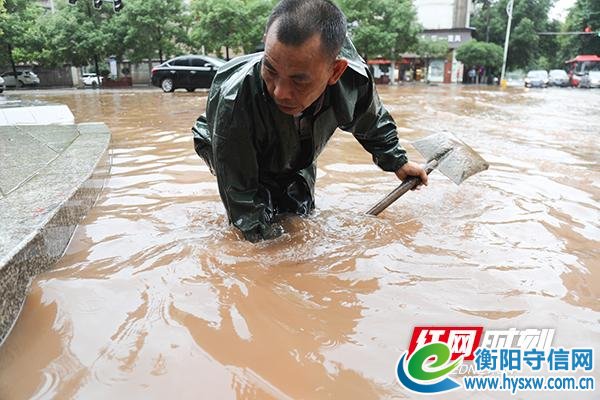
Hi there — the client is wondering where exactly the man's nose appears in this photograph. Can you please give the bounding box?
[273,79,293,103]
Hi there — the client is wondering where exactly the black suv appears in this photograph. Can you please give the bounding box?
[151,55,225,92]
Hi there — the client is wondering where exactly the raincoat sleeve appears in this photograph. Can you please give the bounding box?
[340,78,408,172]
[208,89,280,242]
[192,114,215,175]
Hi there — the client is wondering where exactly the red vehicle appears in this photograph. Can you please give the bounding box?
[565,55,600,87]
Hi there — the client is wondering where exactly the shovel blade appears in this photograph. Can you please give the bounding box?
[412,132,489,185]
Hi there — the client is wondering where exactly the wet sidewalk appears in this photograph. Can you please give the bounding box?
[0,103,111,342]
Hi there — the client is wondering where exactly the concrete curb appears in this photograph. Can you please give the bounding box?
[0,123,111,343]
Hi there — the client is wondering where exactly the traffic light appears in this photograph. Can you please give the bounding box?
[68,0,77,5]
[113,0,124,12]
[93,0,102,9]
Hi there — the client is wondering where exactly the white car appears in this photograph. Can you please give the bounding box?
[0,76,5,93]
[580,71,600,89]
[81,73,103,88]
[1,70,40,87]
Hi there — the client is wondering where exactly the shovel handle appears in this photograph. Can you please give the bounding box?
[366,160,438,216]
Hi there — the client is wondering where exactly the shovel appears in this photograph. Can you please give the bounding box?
[366,132,489,216]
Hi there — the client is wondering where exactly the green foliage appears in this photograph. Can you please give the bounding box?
[239,0,274,54]
[509,17,539,68]
[559,0,600,61]
[0,1,6,36]
[118,0,188,63]
[340,0,420,60]
[0,0,44,67]
[455,39,503,68]
[540,19,561,68]
[191,0,244,58]
[4,0,190,69]
[415,36,448,60]
[470,0,558,69]
[190,0,273,58]
[37,1,112,67]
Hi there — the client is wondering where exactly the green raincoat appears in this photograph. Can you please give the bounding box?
[192,38,408,242]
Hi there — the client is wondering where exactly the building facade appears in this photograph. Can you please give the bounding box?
[412,0,474,83]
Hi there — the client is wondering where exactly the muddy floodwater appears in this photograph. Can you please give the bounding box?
[0,85,598,399]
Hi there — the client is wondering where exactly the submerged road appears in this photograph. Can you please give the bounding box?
[0,84,598,399]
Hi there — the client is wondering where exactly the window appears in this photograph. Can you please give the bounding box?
[190,58,207,67]
[172,58,189,67]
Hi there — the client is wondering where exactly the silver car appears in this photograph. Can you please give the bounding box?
[548,69,569,87]
[579,71,600,88]
[0,70,41,87]
[524,70,548,88]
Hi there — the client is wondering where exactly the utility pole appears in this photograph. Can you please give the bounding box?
[500,0,514,88]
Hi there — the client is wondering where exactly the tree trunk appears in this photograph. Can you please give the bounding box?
[94,55,100,77]
[226,46,230,60]
[158,29,164,63]
[485,1,491,42]
[8,43,18,80]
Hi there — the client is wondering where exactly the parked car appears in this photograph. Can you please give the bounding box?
[548,69,569,87]
[151,55,226,92]
[0,76,5,93]
[0,70,40,87]
[81,73,103,88]
[524,70,548,88]
[579,71,600,88]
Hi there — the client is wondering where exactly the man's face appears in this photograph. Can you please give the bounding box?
[261,24,347,115]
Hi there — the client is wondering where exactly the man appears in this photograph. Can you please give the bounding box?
[192,0,427,242]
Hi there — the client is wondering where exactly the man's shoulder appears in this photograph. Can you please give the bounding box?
[211,53,263,98]
[206,53,263,132]
[339,36,370,82]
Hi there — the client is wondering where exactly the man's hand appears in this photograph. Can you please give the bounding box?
[394,161,428,188]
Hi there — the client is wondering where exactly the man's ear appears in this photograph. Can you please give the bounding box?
[327,59,349,85]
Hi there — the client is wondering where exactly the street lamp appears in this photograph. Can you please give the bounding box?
[500,0,514,88]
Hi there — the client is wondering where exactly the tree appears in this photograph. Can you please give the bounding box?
[456,39,503,69]
[341,0,420,61]
[191,0,245,59]
[238,0,274,54]
[509,17,539,69]
[340,0,420,83]
[119,0,188,63]
[190,0,274,59]
[559,0,600,61]
[34,0,113,75]
[470,0,558,69]
[414,37,448,82]
[539,19,561,68]
[0,0,44,77]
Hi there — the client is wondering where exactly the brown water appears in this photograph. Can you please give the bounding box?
[0,85,599,399]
